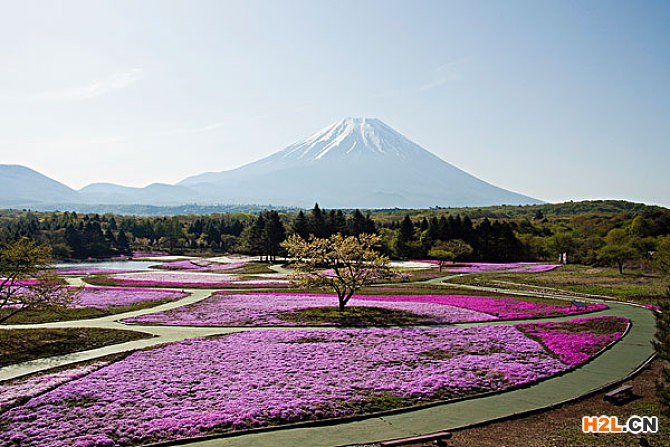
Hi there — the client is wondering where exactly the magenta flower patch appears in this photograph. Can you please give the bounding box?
[122,292,606,327]
[73,287,188,309]
[0,360,112,410]
[96,272,290,288]
[516,316,629,366]
[352,294,606,320]
[57,268,137,276]
[156,260,247,271]
[505,264,561,273]
[122,292,497,326]
[444,262,533,273]
[0,324,592,446]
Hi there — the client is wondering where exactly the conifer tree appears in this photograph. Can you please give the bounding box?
[116,229,130,253]
[310,203,327,238]
[349,209,367,236]
[262,211,286,262]
[293,210,310,239]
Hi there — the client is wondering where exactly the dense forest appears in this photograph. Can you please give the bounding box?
[1,200,669,273]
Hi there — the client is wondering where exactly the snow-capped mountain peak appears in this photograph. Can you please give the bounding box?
[178,117,542,208]
[277,117,430,163]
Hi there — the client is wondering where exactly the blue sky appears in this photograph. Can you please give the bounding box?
[0,0,668,206]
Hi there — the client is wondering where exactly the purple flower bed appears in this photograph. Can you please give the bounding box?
[0,360,112,410]
[122,292,606,327]
[517,316,629,366]
[155,260,247,272]
[2,321,616,446]
[444,262,534,273]
[354,294,607,320]
[57,268,136,276]
[73,287,188,309]
[92,272,290,289]
[122,293,496,326]
[643,303,661,312]
[97,272,241,288]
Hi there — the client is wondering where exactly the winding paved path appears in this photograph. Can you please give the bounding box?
[0,273,657,447]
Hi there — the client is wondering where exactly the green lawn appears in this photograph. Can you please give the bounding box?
[0,298,174,324]
[0,328,152,367]
[446,265,669,304]
[277,306,431,326]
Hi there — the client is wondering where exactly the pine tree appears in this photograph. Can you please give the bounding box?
[349,209,367,236]
[263,211,286,262]
[394,215,415,259]
[117,229,130,253]
[247,214,267,261]
[310,203,327,238]
[293,211,310,239]
[399,215,414,241]
[104,228,117,246]
[332,210,347,235]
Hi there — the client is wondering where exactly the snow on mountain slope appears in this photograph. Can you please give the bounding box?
[278,117,429,161]
[180,117,541,208]
[1,118,541,209]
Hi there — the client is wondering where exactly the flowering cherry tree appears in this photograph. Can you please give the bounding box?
[282,233,392,311]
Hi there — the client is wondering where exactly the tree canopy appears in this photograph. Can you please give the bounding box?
[0,239,78,323]
[282,233,392,311]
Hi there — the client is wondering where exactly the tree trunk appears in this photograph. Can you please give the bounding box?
[338,295,346,312]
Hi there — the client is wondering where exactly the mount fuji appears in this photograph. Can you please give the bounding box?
[1,118,542,210]
[180,117,541,208]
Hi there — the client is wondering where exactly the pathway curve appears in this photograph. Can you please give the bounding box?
[173,300,655,447]
[0,274,657,447]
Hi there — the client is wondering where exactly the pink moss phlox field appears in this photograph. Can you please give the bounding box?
[101,272,241,287]
[0,361,111,410]
[73,287,188,309]
[516,316,628,366]
[122,292,497,326]
[0,325,580,446]
[505,264,561,273]
[643,303,661,312]
[156,260,247,272]
[0,279,41,286]
[123,292,605,326]
[98,272,290,288]
[351,294,607,320]
[57,268,137,276]
[444,262,534,273]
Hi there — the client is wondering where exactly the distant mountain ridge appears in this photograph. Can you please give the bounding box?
[180,117,542,208]
[1,117,543,210]
[0,165,79,206]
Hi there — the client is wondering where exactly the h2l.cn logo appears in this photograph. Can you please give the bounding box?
[582,415,658,434]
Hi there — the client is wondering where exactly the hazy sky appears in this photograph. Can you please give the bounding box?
[1,0,668,207]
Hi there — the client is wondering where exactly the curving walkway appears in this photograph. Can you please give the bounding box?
[0,274,658,447]
[172,301,655,447]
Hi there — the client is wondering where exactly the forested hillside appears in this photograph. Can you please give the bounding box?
[1,200,668,273]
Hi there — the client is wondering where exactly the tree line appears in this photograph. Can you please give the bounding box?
[1,202,669,273]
